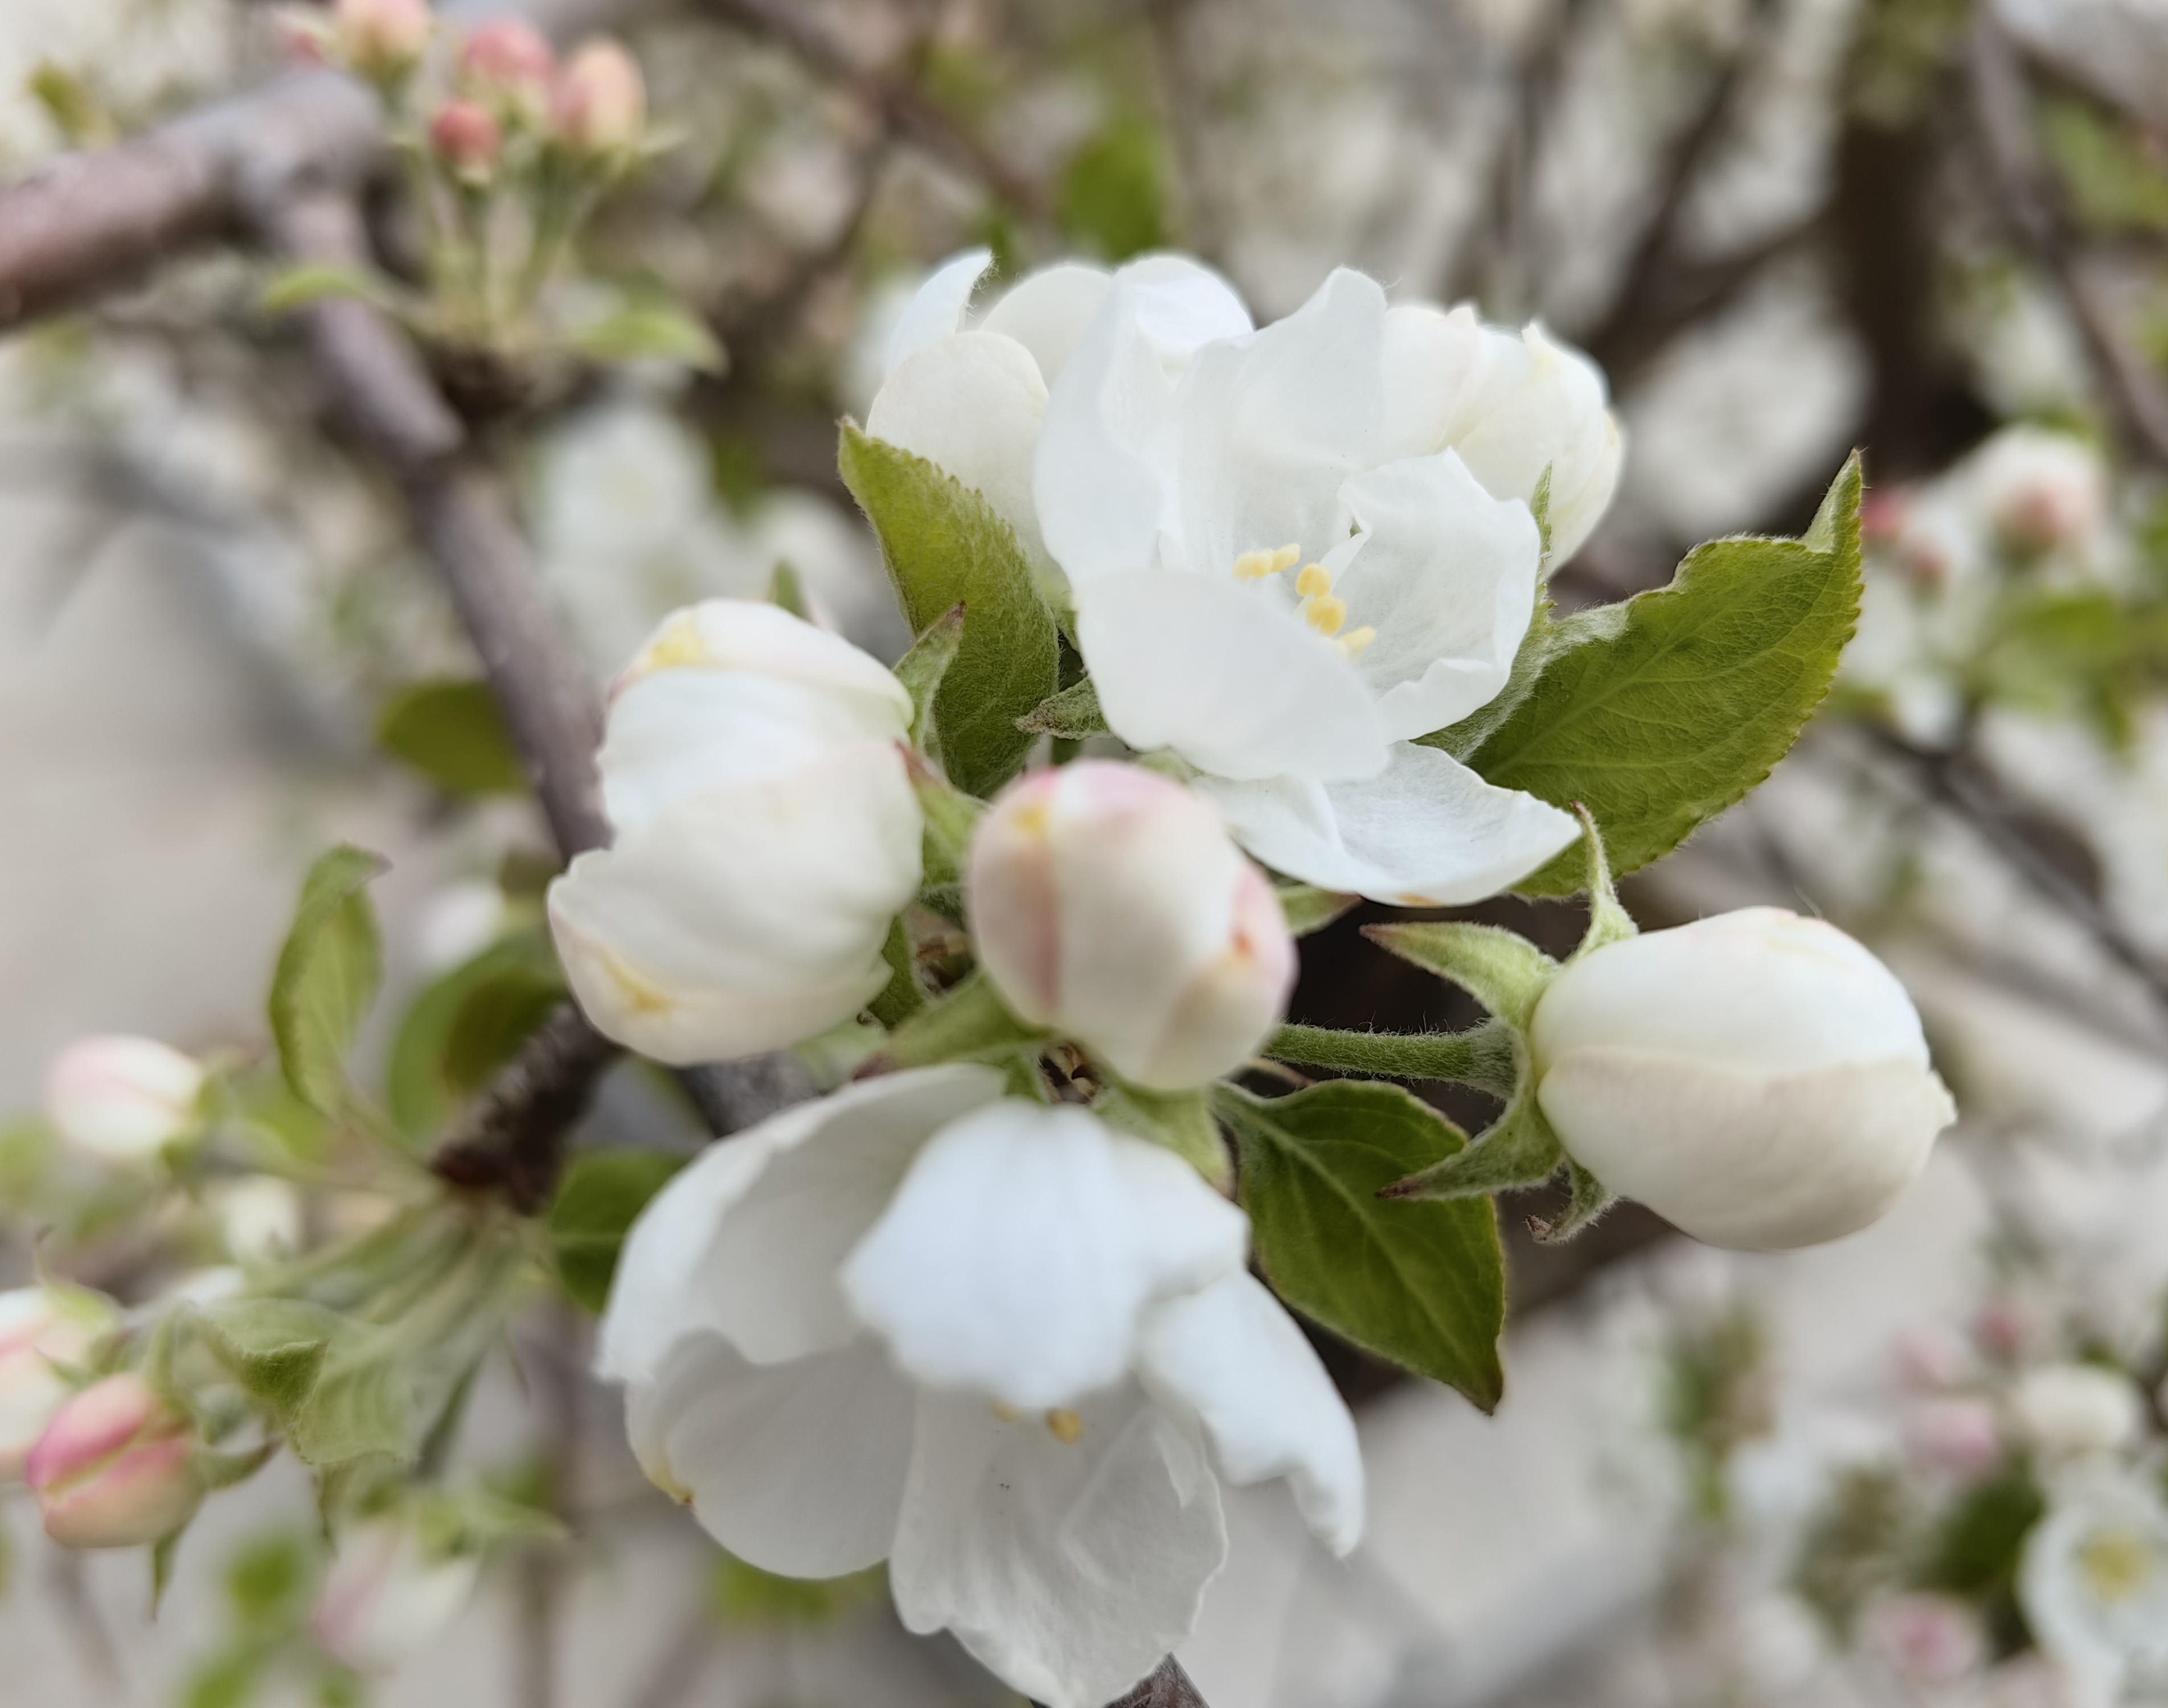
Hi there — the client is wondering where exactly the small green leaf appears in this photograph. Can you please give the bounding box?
[566,301,724,372]
[375,678,528,798]
[288,1364,410,1467]
[712,1551,884,1628]
[260,261,399,316]
[1436,454,1865,894]
[1214,1082,1505,1409]
[1382,1090,1563,1201]
[1361,920,1559,1029]
[1057,114,1170,262]
[197,1299,342,1418]
[547,1149,686,1313]
[386,932,563,1139]
[270,846,388,1118]
[868,916,927,1030]
[1272,884,1360,939]
[769,560,813,621]
[839,426,1062,798]
[1016,678,1108,740]
[895,603,968,752]
[1091,1081,1231,1190]
[876,974,1050,1070]
[907,754,987,890]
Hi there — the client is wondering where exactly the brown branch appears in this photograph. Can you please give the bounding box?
[699,0,1046,216]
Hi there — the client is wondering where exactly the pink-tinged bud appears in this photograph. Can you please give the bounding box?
[27,1374,202,1549]
[552,39,645,157]
[1894,1324,1972,1391]
[333,0,431,79]
[273,8,334,64]
[459,19,555,124]
[1868,1594,1983,1685]
[314,1517,481,1672]
[1971,427,2104,555]
[0,1288,116,1482]
[968,761,1297,1090]
[1859,487,1911,546]
[1974,1299,2026,1360]
[1907,1396,2001,1478]
[429,100,503,183]
[46,1035,204,1163]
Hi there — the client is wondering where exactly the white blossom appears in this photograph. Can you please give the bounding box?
[599,1068,1363,1708]
[314,1517,482,1673]
[548,601,923,1064]
[2013,1365,2143,1460]
[1530,908,1956,1249]
[2020,1476,2168,1706]
[968,761,1296,1089]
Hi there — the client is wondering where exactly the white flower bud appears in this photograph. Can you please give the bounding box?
[1529,909,1955,1250]
[968,762,1297,1090]
[28,1373,202,1549]
[2013,1364,2142,1459]
[0,1288,116,1482]
[45,1035,206,1162]
[551,39,645,158]
[209,1177,305,1262]
[314,1517,481,1672]
[549,601,923,1064]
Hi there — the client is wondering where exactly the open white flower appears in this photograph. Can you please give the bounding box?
[2021,1475,2168,1706]
[548,600,923,1064]
[600,1067,1363,1708]
[866,251,1616,904]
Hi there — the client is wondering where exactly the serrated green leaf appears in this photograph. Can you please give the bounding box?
[839,426,1062,797]
[1016,678,1107,740]
[1438,454,1864,895]
[375,679,528,798]
[566,301,724,372]
[386,931,563,1140]
[270,846,388,1118]
[547,1149,686,1313]
[1213,1082,1505,1409]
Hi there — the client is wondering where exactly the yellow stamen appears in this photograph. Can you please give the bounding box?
[1046,1409,1083,1444]
[1302,594,1348,636]
[1337,626,1378,658]
[991,1401,1022,1423]
[1233,542,1302,581]
[1294,563,1333,598]
[2079,1529,2157,1603]
[629,610,710,680]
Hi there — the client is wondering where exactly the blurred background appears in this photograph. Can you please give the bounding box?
[7,0,2168,1703]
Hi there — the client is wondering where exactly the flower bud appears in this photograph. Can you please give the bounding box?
[27,1374,202,1549]
[333,0,431,80]
[458,19,554,125]
[0,1288,116,1482]
[1868,1594,1983,1685]
[968,761,1296,1090]
[1970,426,2104,555]
[1529,909,1955,1250]
[46,1035,205,1163]
[314,1517,481,1672]
[429,99,503,184]
[1907,1396,2001,1478]
[2013,1364,2141,1459]
[551,39,644,158]
[549,602,923,1064]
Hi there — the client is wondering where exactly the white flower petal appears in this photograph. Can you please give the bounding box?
[1330,451,1541,740]
[1118,254,1253,363]
[613,598,912,714]
[629,1332,916,1578]
[1199,742,1579,905]
[866,331,1051,569]
[1074,570,1387,783]
[884,248,992,377]
[980,263,1112,384]
[1451,324,1622,566]
[840,1102,1248,1410]
[1137,1271,1364,1556]
[889,1386,1228,1708]
[1378,302,1490,462]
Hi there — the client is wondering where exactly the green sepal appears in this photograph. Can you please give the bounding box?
[1265,1020,1519,1098]
[1360,920,1559,1029]
[1273,884,1360,939]
[1091,1079,1232,1192]
[1569,805,1637,956]
[907,752,987,889]
[1016,678,1108,740]
[894,602,968,753]
[269,845,389,1119]
[1212,1081,1505,1409]
[868,915,927,1029]
[1380,1088,1564,1201]
[875,973,1050,1070]
[151,1528,183,1616]
[768,560,814,621]
[1530,1157,1616,1245]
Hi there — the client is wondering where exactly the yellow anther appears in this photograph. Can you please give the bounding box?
[1294,563,1334,599]
[1234,542,1302,581]
[991,1401,1022,1423]
[2080,1529,2156,1602]
[1337,626,1378,658]
[1302,594,1349,636]
[1046,1409,1084,1444]
[1269,543,1301,573]
[630,610,710,679]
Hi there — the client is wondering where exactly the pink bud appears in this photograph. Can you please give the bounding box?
[1868,1594,1982,1685]
[1974,1300,2025,1360]
[0,1288,115,1482]
[333,0,431,79]
[1906,1396,2001,1478]
[314,1517,481,1672]
[429,100,503,183]
[552,39,646,157]
[27,1374,202,1549]
[46,1035,204,1162]
[968,761,1297,1090]
[1972,428,2104,554]
[1859,488,1912,546]
[1894,1324,1972,1390]
[459,19,555,122]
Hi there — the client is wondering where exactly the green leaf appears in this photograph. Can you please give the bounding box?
[1272,884,1360,939]
[768,560,814,621]
[894,602,968,752]
[1091,1081,1231,1191]
[269,846,389,1118]
[386,931,563,1140]
[375,679,528,797]
[547,1149,686,1313]
[876,973,1049,1070]
[1016,678,1108,740]
[1214,1082,1505,1409]
[868,916,927,1030]
[565,300,724,372]
[712,1551,884,1628]
[839,425,1062,798]
[288,1364,409,1467]
[260,261,398,316]
[197,1299,343,1418]
[1265,1020,1519,1097]
[1437,453,1864,894]
[1380,1090,1563,1201]
[1057,114,1170,262]
[1361,920,1559,1029]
